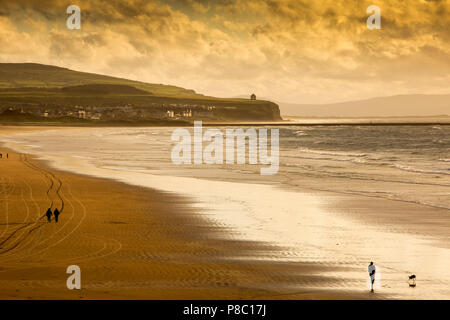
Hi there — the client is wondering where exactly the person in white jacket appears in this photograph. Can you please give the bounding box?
[368,262,376,292]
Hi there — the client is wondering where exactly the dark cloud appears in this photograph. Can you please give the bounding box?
[0,0,449,103]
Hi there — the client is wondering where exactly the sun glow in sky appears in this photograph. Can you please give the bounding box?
[1,0,449,103]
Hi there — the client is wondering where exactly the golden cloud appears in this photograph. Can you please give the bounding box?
[0,0,449,103]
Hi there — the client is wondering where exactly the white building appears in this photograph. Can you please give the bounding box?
[182,109,192,117]
[166,110,175,118]
[78,110,86,119]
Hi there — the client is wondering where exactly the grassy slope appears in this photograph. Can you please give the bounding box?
[0,63,282,121]
[0,63,265,102]
[0,63,199,97]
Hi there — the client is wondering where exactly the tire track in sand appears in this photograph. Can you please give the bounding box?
[0,154,58,257]
[0,176,16,239]
[0,178,42,256]
[0,156,70,259]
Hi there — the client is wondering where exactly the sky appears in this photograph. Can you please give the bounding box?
[0,0,449,103]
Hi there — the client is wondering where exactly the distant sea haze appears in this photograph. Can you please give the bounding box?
[273,94,450,117]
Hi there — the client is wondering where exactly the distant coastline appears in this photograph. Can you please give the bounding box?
[1,116,449,127]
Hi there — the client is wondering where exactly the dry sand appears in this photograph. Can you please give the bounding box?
[0,126,372,299]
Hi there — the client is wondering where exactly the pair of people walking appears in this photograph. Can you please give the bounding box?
[45,208,61,223]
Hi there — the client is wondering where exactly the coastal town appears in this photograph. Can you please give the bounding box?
[0,103,217,121]
[0,91,278,123]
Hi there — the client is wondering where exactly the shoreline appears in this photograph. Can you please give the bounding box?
[2,125,450,299]
[1,115,450,129]
[0,131,370,299]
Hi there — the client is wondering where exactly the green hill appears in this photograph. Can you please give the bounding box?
[0,63,282,122]
[60,84,150,95]
[0,63,198,97]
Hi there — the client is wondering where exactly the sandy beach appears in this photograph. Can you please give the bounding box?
[1,125,449,299]
[0,126,370,300]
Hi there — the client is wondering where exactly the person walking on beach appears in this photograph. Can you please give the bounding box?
[53,208,60,223]
[45,208,52,222]
[368,261,376,292]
